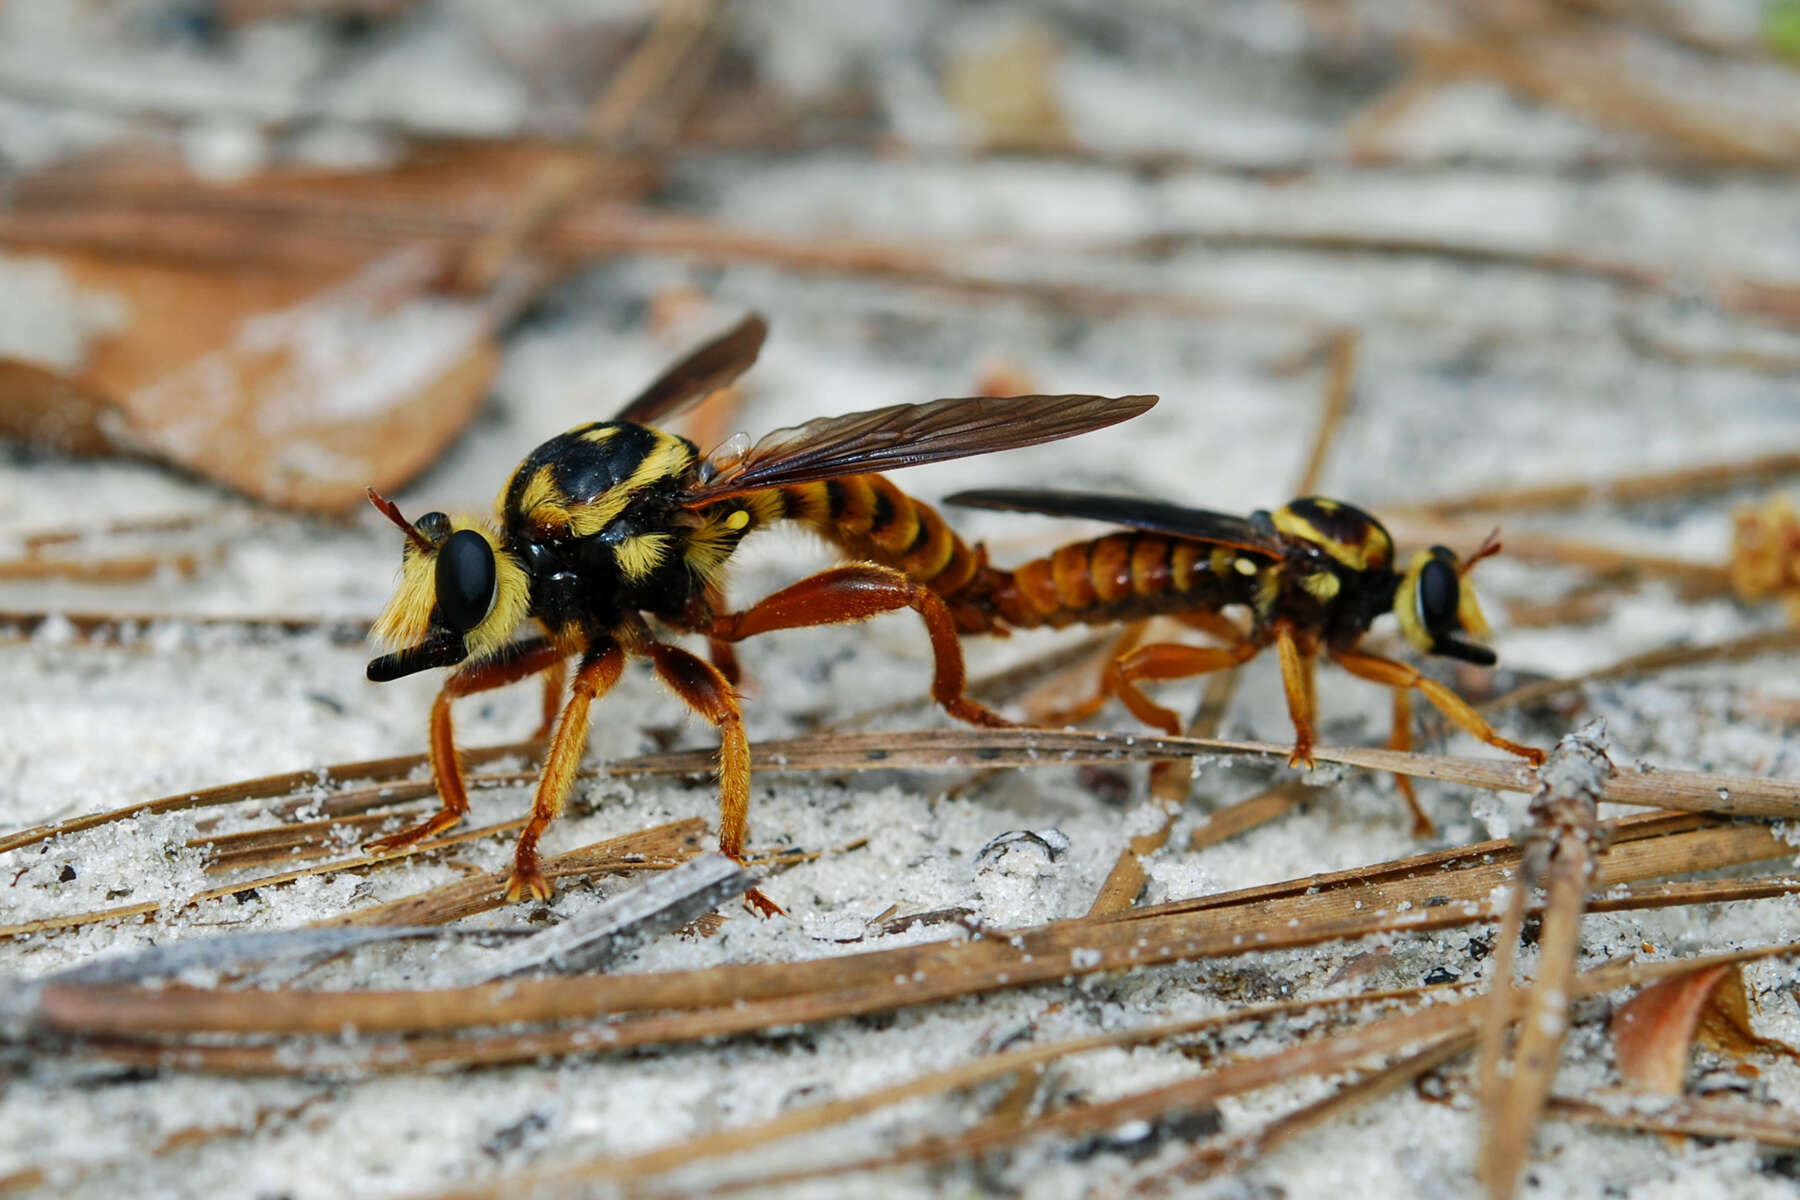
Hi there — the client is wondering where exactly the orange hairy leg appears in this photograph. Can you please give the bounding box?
[367,638,567,856]
[708,637,742,687]
[1300,643,1318,725]
[506,642,627,902]
[710,563,1009,729]
[703,582,743,687]
[1033,622,1149,727]
[1106,639,1262,737]
[1174,608,1250,643]
[1274,625,1317,768]
[1384,687,1437,838]
[679,585,745,687]
[532,656,569,740]
[1332,648,1544,764]
[643,641,781,918]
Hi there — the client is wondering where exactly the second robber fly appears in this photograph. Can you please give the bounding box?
[943,490,1544,832]
[364,314,1155,909]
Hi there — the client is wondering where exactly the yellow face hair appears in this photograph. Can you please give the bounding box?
[370,536,438,651]
[1456,570,1492,640]
[1395,546,1494,658]
[370,513,529,662]
[1394,550,1436,655]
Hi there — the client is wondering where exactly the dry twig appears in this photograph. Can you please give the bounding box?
[1479,721,1615,1200]
[1390,448,1800,520]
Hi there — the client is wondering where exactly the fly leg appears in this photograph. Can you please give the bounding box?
[708,638,742,688]
[1332,648,1545,765]
[506,641,627,902]
[1032,622,1148,727]
[531,656,568,740]
[704,582,742,687]
[677,585,744,688]
[644,641,781,917]
[367,638,566,856]
[1173,609,1250,644]
[710,562,1009,729]
[1384,687,1437,838]
[1058,611,1245,734]
[1274,625,1319,769]
[1106,640,1263,736]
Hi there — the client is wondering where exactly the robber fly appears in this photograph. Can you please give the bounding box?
[364,314,1155,908]
[940,490,1544,831]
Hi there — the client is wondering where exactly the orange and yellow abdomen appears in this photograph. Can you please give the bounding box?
[770,475,983,599]
[973,532,1259,632]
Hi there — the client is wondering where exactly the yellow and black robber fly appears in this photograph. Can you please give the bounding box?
[941,490,1544,829]
[365,314,1155,908]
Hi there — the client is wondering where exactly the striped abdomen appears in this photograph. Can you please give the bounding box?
[753,474,984,597]
[969,532,1261,632]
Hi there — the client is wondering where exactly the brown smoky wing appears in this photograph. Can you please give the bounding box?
[681,393,1156,505]
[611,313,769,426]
[944,488,1286,559]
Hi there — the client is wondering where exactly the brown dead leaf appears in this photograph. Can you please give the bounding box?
[1613,963,1800,1097]
[0,0,722,511]
[1611,963,1732,1093]
[0,126,670,513]
[1696,964,1800,1067]
[0,358,129,457]
[12,140,651,255]
[3,245,511,513]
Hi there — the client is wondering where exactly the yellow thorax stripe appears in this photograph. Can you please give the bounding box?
[570,433,693,536]
[1270,502,1388,572]
[513,464,560,522]
[510,432,696,539]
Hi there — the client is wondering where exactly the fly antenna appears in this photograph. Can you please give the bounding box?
[1462,526,1503,575]
[367,486,432,554]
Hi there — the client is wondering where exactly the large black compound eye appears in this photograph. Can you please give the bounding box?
[1416,554,1460,637]
[435,529,496,634]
